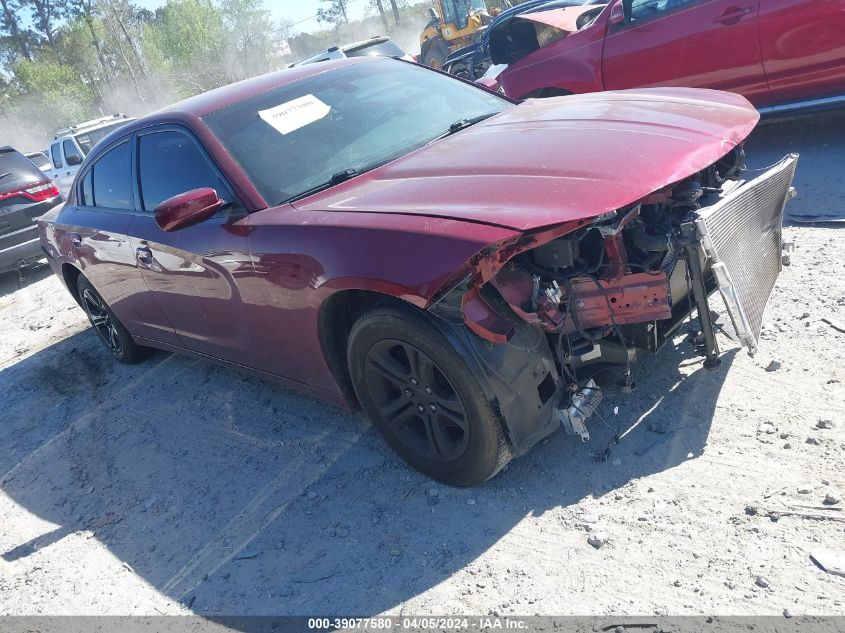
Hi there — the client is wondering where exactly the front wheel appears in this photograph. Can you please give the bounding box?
[348,304,511,486]
[77,275,149,364]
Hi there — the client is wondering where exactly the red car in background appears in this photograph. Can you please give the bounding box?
[39,58,797,485]
[483,0,845,113]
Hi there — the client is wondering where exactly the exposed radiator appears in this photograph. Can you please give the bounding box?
[695,154,799,355]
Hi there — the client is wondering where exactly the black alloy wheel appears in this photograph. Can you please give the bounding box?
[348,303,511,486]
[77,274,148,364]
[364,339,469,463]
[82,286,124,357]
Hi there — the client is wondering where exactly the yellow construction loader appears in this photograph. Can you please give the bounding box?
[419,0,500,69]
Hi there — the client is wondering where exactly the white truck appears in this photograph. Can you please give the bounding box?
[48,114,134,195]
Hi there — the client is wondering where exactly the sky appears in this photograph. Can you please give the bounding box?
[133,0,373,34]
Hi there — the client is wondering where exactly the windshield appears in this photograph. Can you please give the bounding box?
[75,120,131,155]
[204,59,510,205]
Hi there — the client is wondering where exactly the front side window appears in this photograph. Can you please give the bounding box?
[51,142,63,169]
[204,59,510,205]
[91,142,131,209]
[137,130,230,212]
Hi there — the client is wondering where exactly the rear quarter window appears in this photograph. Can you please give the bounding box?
[91,142,132,210]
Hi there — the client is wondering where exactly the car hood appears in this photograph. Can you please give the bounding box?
[293,88,760,231]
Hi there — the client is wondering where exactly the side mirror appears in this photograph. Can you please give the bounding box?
[66,153,83,166]
[609,0,627,29]
[154,187,222,232]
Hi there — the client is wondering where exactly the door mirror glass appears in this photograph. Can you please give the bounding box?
[154,187,222,232]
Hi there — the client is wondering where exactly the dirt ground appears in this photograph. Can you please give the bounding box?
[1,110,844,618]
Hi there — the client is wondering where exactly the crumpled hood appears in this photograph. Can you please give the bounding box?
[293,87,760,231]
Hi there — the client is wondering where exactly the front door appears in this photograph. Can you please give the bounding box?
[127,127,256,363]
[601,0,771,107]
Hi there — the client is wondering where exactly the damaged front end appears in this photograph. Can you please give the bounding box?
[429,149,799,453]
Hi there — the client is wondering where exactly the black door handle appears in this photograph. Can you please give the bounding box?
[69,232,82,247]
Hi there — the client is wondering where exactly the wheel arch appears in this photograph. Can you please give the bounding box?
[318,289,416,410]
[61,263,83,307]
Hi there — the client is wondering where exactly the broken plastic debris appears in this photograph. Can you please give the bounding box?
[810,549,845,577]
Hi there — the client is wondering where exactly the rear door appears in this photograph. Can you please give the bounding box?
[127,126,257,363]
[71,140,179,345]
[601,0,771,107]
[758,0,845,106]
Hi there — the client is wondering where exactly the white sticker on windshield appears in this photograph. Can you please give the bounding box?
[258,94,330,135]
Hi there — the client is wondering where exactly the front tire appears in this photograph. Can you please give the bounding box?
[77,275,148,364]
[348,304,511,486]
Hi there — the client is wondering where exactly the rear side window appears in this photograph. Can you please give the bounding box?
[63,140,84,166]
[91,142,131,209]
[0,148,44,191]
[50,143,63,169]
[138,130,228,212]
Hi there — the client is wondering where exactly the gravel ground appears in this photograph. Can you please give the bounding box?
[0,110,844,618]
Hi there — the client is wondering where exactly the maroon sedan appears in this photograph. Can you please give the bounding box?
[482,0,845,113]
[40,58,797,485]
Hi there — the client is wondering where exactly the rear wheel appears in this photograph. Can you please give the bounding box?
[348,304,511,486]
[77,275,148,364]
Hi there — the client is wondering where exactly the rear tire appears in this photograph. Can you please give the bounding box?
[348,303,511,486]
[77,275,149,364]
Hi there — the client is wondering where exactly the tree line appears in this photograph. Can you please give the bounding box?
[0,0,428,150]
